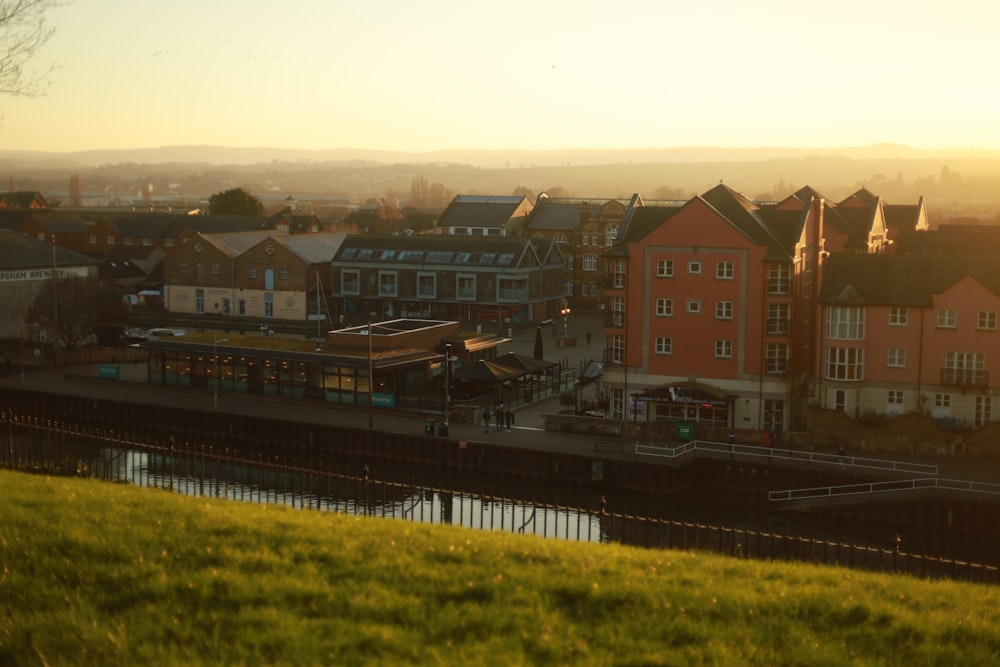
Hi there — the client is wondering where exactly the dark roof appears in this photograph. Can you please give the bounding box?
[0,229,99,270]
[0,191,48,208]
[437,195,530,229]
[331,234,558,269]
[819,253,1000,306]
[894,225,1000,257]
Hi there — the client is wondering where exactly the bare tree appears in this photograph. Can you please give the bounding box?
[0,0,64,97]
[32,275,99,351]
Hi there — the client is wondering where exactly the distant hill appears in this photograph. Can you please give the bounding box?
[2,143,998,169]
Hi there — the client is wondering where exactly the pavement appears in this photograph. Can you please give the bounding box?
[3,312,1000,486]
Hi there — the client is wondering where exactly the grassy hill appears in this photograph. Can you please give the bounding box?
[2,470,998,666]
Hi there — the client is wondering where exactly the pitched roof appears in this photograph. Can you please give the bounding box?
[819,253,1000,306]
[0,229,99,270]
[279,232,348,264]
[437,195,531,229]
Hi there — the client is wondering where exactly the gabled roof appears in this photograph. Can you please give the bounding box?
[199,230,280,257]
[0,191,49,208]
[104,212,184,237]
[332,234,558,271]
[838,187,879,207]
[276,232,348,264]
[437,195,531,229]
[0,229,99,270]
[819,254,1000,306]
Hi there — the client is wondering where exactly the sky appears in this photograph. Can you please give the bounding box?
[2,0,999,154]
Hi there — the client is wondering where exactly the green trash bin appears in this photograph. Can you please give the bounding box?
[424,418,435,435]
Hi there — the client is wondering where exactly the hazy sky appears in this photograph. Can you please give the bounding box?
[3,0,999,154]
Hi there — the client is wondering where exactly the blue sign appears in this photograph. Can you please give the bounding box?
[99,364,120,379]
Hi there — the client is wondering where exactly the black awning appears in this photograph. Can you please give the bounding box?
[633,383,731,407]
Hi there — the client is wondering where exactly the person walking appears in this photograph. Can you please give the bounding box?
[504,407,513,432]
[495,403,504,432]
[585,331,592,346]
[482,407,491,434]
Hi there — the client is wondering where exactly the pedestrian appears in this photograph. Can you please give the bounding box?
[495,403,504,432]
[585,331,592,346]
[728,431,735,458]
[482,407,490,434]
[505,407,513,432]
[837,444,846,470]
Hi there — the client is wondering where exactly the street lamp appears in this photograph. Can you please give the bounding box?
[213,333,229,409]
[560,300,571,339]
[444,343,451,426]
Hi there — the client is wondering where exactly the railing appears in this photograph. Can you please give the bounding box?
[635,439,939,477]
[770,478,1000,504]
[2,412,997,584]
[940,369,988,387]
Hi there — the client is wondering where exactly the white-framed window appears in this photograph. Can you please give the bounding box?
[714,339,732,359]
[611,334,624,363]
[179,261,188,276]
[417,272,436,299]
[590,283,598,297]
[889,307,908,326]
[249,268,258,280]
[563,281,574,296]
[716,260,734,280]
[591,234,599,246]
[377,271,397,296]
[567,255,574,271]
[715,300,733,320]
[827,306,865,339]
[935,393,951,408]
[606,225,618,246]
[768,303,790,335]
[88,234,97,245]
[613,258,626,288]
[106,235,115,245]
[164,238,174,247]
[122,236,132,246]
[655,298,673,317]
[887,348,906,368]
[768,263,791,295]
[143,237,152,246]
[888,390,904,405]
[686,299,701,314]
[341,269,359,295]
[211,263,221,276]
[945,352,985,385]
[825,347,864,380]
[937,309,957,329]
[656,259,673,278]
[975,396,992,427]
[195,289,204,313]
[553,234,568,245]
[977,310,997,330]
[655,336,672,355]
[457,274,476,300]
[766,343,788,373]
[279,267,289,281]
[582,235,589,247]
[688,260,702,275]
[611,296,625,327]
[582,255,598,271]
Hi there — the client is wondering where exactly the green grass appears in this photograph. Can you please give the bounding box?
[2,470,999,666]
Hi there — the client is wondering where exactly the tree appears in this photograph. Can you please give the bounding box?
[208,187,264,216]
[32,274,99,351]
[0,0,64,97]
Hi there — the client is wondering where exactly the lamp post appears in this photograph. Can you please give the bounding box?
[560,300,571,339]
[213,333,228,409]
[444,343,451,426]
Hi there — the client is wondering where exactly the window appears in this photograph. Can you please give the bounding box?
[714,340,732,359]
[195,263,203,279]
[143,237,152,246]
[591,234,599,246]
[827,306,865,339]
[655,336,672,355]
[825,347,864,380]
[378,271,397,296]
[457,275,476,300]
[887,348,906,368]
[612,258,626,288]
[611,334,624,363]
[977,311,997,330]
[417,272,436,299]
[122,236,132,246]
[563,281,574,296]
[768,303,790,335]
[249,268,258,280]
[88,234,97,245]
[606,225,618,246]
[553,234,567,245]
[567,255,574,271]
[106,235,116,245]
[766,343,788,373]
[715,300,733,320]
[935,393,951,408]
[611,296,625,327]
[590,284,598,297]
[582,255,598,271]
[889,307,908,326]
[164,239,173,247]
[656,259,673,278]
[716,261,734,280]
[195,289,204,314]
[937,309,957,328]
[688,260,702,275]
[686,299,701,314]
[655,298,673,317]
[975,396,992,427]
[945,352,985,385]
[582,235,589,247]
[768,263,791,295]
[211,263,220,276]
[888,390,904,405]
[278,267,289,281]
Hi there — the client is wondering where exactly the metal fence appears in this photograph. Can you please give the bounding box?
[3,409,998,585]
